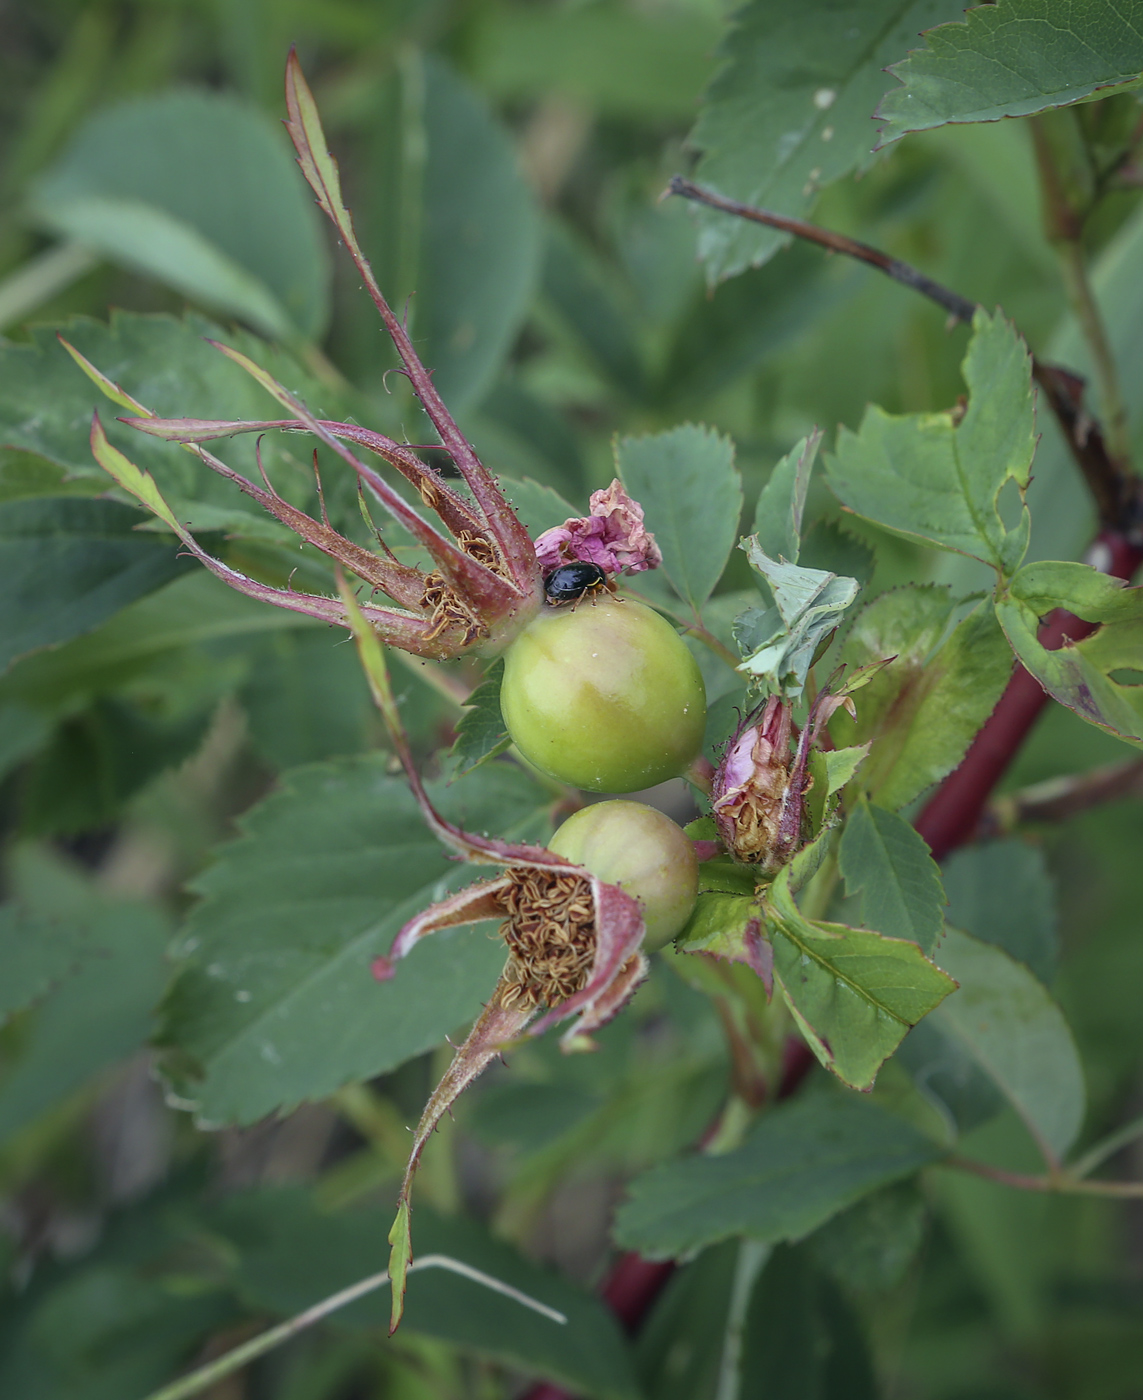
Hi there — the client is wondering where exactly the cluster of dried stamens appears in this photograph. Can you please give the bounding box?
[497,867,597,1011]
[418,530,509,644]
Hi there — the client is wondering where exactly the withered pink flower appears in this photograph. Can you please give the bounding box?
[534,478,663,576]
[78,51,543,663]
[712,682,857,871]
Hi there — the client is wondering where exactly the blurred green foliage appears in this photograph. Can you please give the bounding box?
[0,2,1141,1398]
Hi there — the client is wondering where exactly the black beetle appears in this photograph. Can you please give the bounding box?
[543,562,608,605]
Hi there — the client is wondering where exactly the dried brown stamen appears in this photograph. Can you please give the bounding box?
[497,867,597,1011]
[419,570,488,645]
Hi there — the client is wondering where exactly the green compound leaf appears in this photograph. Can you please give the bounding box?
[932,928,1086,1163]
[451,660,511,777]
[617,424,742,615]
[0,496,197,674]
[826,310,1035,575]
[753,431,821,564]
[839,800,945,955]
[689,0,971,280]
[735,544,859,698]
[29,90,331,342]
[158,756,554,1126]
[996,561,1143,746]
[878,0,1143,144]
[613,1092,942,1256]
[766,867,956,1091]
[834,587,1013,810]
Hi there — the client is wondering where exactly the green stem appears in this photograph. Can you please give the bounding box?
[139,1255,567,1400]
[1055,238,1132,467]
[1069,1111,1143,1180]
[0,240,98,331]
[942,1155,1143,1199]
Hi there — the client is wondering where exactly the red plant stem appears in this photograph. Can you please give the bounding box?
[916,530,1143,858]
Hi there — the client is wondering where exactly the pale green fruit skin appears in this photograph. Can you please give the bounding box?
[500,597,706,794]
[549,800,698,949]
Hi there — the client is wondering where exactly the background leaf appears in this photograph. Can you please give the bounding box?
[28,90,331,341]
[212,1188,641,1400]
[616,424,742,614]
[878,0,1143,143]
[689,0,971,279]
[826,310,1035,574]
[931,928,1086,1163]
[0,496,198,674]
[614,1093,941,1256]
[158,756,552,1126]
[942,840,1058,984]
[839,799,945,953]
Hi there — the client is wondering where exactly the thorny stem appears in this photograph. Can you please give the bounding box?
[140,1256,567,1400]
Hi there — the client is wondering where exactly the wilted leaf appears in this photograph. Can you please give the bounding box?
[996,560,1143,747]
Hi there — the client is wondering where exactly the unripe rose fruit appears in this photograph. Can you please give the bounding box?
[500,597,706,793]
[549,799,698,949]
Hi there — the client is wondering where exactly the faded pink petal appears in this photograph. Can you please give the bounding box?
[533,479,662,577]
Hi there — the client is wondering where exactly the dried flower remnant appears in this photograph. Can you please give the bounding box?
[78,52,544,663]
[534,478,663,577]
[338,580,648,1333]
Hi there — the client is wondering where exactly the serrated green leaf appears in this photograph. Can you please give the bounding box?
[931,928,1086,1163]
[766,868,956,1090]
[29,90,330,340]
[0,496,197,674]
[451,660,511,777]
[877,0,1143,144]
[753,432,820,564]
[676,891,763,968]
[157,756,552,1126]
[736,546,859,697]
[212,1188,641,1399]
[826,309,1035,575]
[614,1092,941,1256]
[689,0,971,280]
[0,313,335,537]
[942,840,1058,985]
[834,587,1013,809]
[617,424,742,614]
[996,561,1143,746]
[839,800,945,954]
